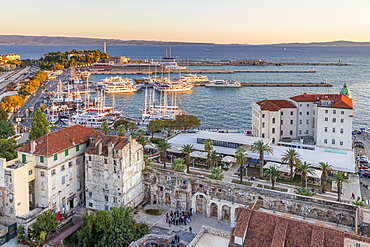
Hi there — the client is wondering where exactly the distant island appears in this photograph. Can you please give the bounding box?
[0,35,369,46]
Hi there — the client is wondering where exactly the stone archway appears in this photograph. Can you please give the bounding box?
[195,194,206,212]
[210,203,218,218]
[222,205,231,220]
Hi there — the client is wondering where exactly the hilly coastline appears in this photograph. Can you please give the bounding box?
[0,35,369,46]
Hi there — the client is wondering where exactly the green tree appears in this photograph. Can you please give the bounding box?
[264,165,281,190]
[0,121,15,139]
[251,140,273,178]
[143,154,152,167]
[174,114,201,130]
[114,119,138,132]
[32,210,58,236]
[148,120,162,138]
[296,161,315,188]
[203,138,214,169]
[181,144,195,173]
[29,108,49,141]
[281,148,301,180]
[235,146,247,183]
[209,150,221,169]
[0,138,19,161]
[294,187,315,197]
[116,125,126,137]
[318,162,332,193]
[332,171,348,202]
[172,158,186,172]
[209,167,224,180]
[156,139,171,169]
[0,104,8,121]
[77,207,149,247]
[101,121,110,134]
[131,129,147,148]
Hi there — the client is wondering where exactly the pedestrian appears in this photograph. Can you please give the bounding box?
[351,193,355,199]
[189,226,192,233]
[358,196,361,201]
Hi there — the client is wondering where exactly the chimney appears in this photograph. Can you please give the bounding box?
[98,141,103,155]
[108,141,114,157]
[30,141,37,154]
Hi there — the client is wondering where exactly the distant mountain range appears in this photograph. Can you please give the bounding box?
[0,35,369,46]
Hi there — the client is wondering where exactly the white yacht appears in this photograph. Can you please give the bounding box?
[180,74,209,84]
[205,79,242,88]
[154,81,193,92]
[71,107,122,128]
[98,76,138,93]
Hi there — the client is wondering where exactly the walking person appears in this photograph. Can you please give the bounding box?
[189,226,192,233]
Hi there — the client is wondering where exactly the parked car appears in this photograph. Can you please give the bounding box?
[355,141,365,148]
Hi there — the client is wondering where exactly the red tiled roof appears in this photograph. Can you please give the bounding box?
[290,94,353,109]
[85,134,128,157]
[256,100,296,111]
[229,207,370,247]
[16,125,101,156]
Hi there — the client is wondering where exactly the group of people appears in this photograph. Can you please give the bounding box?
[166,208,193,227]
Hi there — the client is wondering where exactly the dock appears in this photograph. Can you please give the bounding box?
[239,82,332,87]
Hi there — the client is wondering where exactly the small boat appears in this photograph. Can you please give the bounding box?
[205,79,242,88]
[154,81,193,92]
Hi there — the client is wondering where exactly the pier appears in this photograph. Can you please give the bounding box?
[239,82,332,87]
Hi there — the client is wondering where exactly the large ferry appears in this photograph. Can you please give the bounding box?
[70,107,122,128]
[98,76,138,93]
[205,79,242,88]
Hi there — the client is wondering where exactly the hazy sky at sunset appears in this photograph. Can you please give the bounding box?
[1,0,370,44]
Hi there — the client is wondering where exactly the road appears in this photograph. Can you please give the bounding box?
[0,67,31,94]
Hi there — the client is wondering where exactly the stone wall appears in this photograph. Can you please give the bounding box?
[129,234,187,247]
[143,167,358,225]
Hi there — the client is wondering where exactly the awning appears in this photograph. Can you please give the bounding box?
[168,146,182,153]
[221,156,236,163]
[264,162,294,174]
[191,151,207,159]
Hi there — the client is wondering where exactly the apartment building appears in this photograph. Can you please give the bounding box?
[85,134,144,211]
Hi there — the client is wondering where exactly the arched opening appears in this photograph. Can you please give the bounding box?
[210,203,218,218]
[165,193,171,206]
[222,205,231,220]
[196,194,206,212]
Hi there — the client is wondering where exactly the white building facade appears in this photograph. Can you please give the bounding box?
[85,135,144,211]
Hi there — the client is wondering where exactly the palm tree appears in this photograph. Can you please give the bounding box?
[203,139,214,169]
[235,146,247,183]
[157,139,171,169]
[101,121,110,135]
[294,187,315,197]
[131,129,147,149]
[210,167,224,180]
[143,154,152,167]
[296,161,315,188]
[251,140,273,178]
[209,150,221,169]
[181,144,195,173]
[318,162,332,193]
[264,166,281,190]
[332,171,348,202]
[116,125,126,137]
[172,158,186,172]
[281,148,301,180]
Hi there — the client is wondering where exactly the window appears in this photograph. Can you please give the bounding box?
[333,110,336,114]
[41,171,45,177]
[306,119,309,124]
[262,114,265,118]
[105,195,109,202]
[324,127,328,132]
[299,112,302,115]
[290,111,293,115]
[332,139,335,144]
[65,149,69,156]
[305,130,309,134]
[51,169,56,176]
[325,117,328,122]
[88,192,92,197]
[300,104,302,107]
[262,122,265,128]
[333,118,336,123]
[40,156,44,163]
[299,130,302,135]
[69,171,73,180]
[281,120,283,125]
[272,118,275,124]
[341,119,344,123]
[77,169,81,177]
[41,182,45,191]
[88,202,93,207]
[77,181,81,190]
[290,120,293,125]
[88,156,91,161]
[104,158,108,164]
[22,154,26,163]
[299,120,302,124]
[69,161,73,167]
[61,165,65,171]
[76,145,80,152]
[114,197,118,203]
[307,111,309,115]
[290,130,293,135]
[332,128,336,133]
[324,139,327,144]
[52,180,56,189]
[325,109,328,113]
[29,170,33,175]
[281,111,283,116]
[76,158,80,164]
[105,205,109,211]
[341,111,344,115]
[61,176,65,184]
[262,133,265,138]
[313,111,315,115]
[281,130,283,135]
[159,186,163,191]
[340,128,344,134]
[272,128,275,134]
[340,141,343,146]
[54,154,58,161]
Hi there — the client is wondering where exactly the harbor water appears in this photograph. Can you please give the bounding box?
[1,45,370,129]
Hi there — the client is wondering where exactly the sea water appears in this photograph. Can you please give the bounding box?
[1,45,370,129]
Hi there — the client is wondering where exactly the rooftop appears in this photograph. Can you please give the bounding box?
[290,93,353,109]
[256,99,297,111]
[16,125,101,156]
[192,131,271,146]
[85,134,128,156]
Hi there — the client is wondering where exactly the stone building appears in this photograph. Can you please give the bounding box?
[85,134,144,211]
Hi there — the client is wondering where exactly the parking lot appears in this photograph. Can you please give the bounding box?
[354,130,370,202]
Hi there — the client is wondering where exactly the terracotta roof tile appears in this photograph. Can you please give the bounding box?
[290,94,353,109]
[16,125,101,156]
[256,99,296,111]
[85,134,128,157]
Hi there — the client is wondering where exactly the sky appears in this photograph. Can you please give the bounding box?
[1,0,370,44]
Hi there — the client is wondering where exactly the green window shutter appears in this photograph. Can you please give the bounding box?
[86,140,90,147]
[40,156,44,163]
[76,145,80,152]
[54,154,58,161]
[65,149,69,156]
[22,154,26,163]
